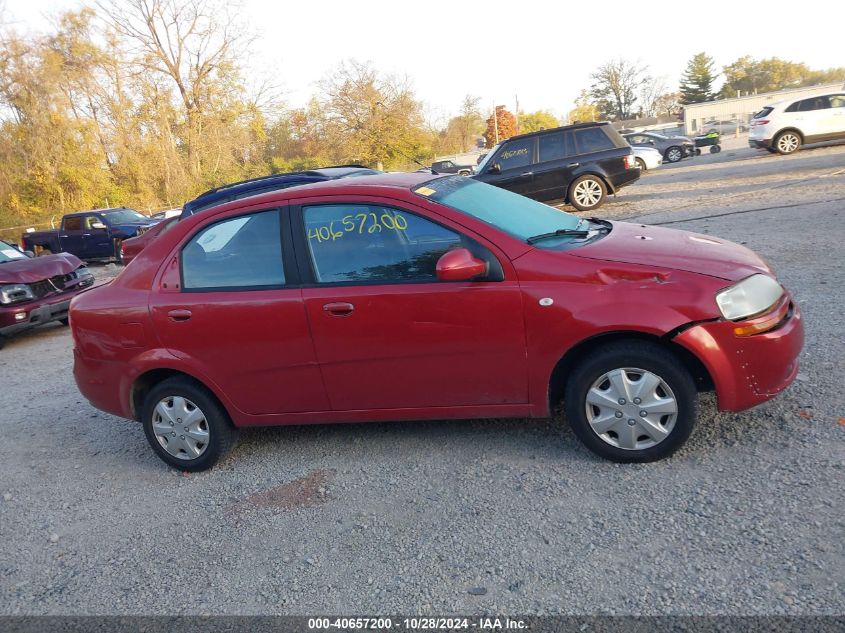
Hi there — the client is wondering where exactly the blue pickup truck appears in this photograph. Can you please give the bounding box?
[21,208,157,263]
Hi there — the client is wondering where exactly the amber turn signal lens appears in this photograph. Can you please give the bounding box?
[733,299,790,337]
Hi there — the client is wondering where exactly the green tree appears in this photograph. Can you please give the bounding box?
[679,53,716,104]
[720,56,845,97]
[518,110,559,133]
[567,89,602,124]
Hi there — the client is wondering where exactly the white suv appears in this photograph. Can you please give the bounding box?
[749,93,845,154]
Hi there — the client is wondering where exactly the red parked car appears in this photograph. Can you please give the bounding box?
[121,217,178,265]
[1,240,94,349]
[70,173,803,470]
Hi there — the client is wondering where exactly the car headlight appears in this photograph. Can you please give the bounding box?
[715,274,783,321]
[0,283,34,305]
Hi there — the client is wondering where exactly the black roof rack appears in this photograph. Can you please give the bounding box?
[193,165,372,198]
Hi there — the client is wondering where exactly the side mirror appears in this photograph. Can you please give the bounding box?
[24,250,35,258]
[436,248,487,281]
[488,163,502,175]
[91,222,107,230]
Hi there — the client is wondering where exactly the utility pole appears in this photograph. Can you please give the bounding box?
[515,94,520,134]
[493,102,499,145]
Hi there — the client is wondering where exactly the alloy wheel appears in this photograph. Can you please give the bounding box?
[573,179,603,208]
[151,395,210,460]
[584,367,678,450]
[667,148,682,162]
[777,133,799,154]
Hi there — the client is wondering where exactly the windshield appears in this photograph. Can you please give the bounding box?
[413,176,581,243]
[0,240,27,263]
[474,144,500,173]
[103,209,147,223]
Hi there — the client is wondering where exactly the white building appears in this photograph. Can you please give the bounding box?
[682,81,845,135]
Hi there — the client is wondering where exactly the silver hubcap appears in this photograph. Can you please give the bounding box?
[667,148,682,161]
[584,367,678,450]
[778,134,799,153]
[152,396,209,460]
[573,179,602,207]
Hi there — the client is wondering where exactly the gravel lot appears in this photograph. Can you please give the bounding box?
[1,138,843,616]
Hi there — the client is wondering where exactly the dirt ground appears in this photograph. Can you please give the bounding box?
[1,139,843,616]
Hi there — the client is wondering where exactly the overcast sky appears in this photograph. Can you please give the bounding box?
[3,0,841,122]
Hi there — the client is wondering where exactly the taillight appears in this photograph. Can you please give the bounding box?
[752,119,769,126]
[624,154,637,169]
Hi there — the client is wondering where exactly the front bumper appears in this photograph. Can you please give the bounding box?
[673,298,804,412]
[0,297,71,336]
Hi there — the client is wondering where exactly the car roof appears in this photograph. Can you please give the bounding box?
[65,207,137,217]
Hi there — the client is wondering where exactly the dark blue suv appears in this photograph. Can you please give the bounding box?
[182,166,382,217]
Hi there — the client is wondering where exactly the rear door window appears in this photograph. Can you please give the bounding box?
[182,209,285,290]
[63,217,83,231]
[495,138,533,170]
[797,97,829,111]
[574,127,615,154]
[538,131,574,162]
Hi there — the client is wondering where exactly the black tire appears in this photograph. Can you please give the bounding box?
[710,145,721,154]
[635,158,646,171]
[58,318,69,326]
[0,334,6,351]
[568,175,607,211]
[664,146,683,163]
[113,238,124,265]
[563,341,697,463]
[774,130,801,155]
[38,247,53,257]
[695,148,701,156]
[141,377,238,471]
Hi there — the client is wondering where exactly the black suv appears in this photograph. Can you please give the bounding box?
[472,122,639,211]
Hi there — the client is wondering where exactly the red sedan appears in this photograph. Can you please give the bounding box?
[70,173,803,470]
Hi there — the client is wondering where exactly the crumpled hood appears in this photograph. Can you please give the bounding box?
[571,221,771,282]
[0,253,83,284]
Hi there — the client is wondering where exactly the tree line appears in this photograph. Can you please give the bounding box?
[0,1,842,229]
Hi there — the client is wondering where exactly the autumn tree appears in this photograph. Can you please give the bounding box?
[589,59,649,120]
[483,105,517,148]
[318,60,428,169]
[567,89,601,124]
[518,110,559,133]
[679,53,716,104]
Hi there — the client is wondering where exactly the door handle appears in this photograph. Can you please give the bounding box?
[567,162,580,168]
[167,309,192,321]
[520,171,534,177]
[323,302,354,316]
[60,235,69,238]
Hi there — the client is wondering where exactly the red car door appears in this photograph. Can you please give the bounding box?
[294,199,528,411]
[149,207,329,416]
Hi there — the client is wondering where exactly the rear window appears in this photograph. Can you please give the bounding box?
[538,131,574,162]
[754,106,775,118]
[574,127,616,154]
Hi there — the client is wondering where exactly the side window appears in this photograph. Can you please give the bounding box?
[84,216,102,230]
[798,97,828,111]
[538,132,573,162]
[63,217,83,231]
[830,95,845,108]
[303,204,463,284]
[784,101,800,113]
[574,127,616,154]
[495,138,533,170]
[182,209,284,290]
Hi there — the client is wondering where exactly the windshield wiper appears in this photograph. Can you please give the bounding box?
[526,229,590,244]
